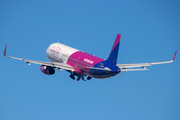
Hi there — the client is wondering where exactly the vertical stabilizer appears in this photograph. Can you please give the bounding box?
[106,34,121,65]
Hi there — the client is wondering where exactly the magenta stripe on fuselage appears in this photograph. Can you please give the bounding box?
[110,34,121,53]
[67,51,104,74]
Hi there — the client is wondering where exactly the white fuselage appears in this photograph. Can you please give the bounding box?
[46,43,79,63]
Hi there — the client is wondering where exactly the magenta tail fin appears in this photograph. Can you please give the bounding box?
[106,34,121,65]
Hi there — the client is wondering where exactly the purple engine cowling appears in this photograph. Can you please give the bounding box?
[40,65,55,75]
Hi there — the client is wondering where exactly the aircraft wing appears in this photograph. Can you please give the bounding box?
[3,44,75,71]
[117,50,177,72]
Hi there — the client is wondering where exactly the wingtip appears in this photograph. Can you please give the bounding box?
[172,50,177,61]
[4,44,7,56]
[117,33,121,36]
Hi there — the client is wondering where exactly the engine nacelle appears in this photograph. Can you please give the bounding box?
[40,65,55,75]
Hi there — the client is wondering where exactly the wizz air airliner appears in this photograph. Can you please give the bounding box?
[4,34,177,81]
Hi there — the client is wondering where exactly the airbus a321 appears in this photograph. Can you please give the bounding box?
[4,34,177,81]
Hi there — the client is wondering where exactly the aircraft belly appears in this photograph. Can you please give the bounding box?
[89,72,119,79]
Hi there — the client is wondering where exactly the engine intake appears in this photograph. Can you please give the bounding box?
[40,65,55,75]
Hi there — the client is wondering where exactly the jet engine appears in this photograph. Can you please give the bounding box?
[40,65,55,75]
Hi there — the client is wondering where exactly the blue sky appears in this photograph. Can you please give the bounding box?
[0,0,180,120]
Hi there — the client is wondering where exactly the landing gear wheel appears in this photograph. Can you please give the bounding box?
[76,75,81,81]
[70,74,75,80]
[87,76,92,80]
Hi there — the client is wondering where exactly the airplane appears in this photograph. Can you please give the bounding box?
[4,34,177,81]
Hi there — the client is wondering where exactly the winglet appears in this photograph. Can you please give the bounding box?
[4,44,7,56]
[172,50,177,61]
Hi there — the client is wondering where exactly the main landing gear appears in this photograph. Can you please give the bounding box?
[87,76,92,80]
[69,73,92,81]
[70,74,75,80]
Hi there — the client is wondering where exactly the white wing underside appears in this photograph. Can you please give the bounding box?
[5,52,177,72]
[118,59,175,72]
[117,50,177,71]
[6,55,75,71]
[118,60,174,67]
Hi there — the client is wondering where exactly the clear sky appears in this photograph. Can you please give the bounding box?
[0,0,180,120]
